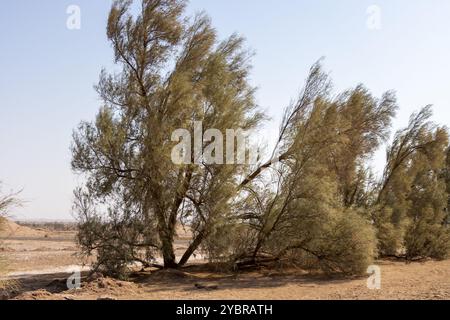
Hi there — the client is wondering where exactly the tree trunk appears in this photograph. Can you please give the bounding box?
[155,207,178,268]
[160,230,177,268]
[178,229,207,266]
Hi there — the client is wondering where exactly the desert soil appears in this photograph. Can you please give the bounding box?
[1,220,450,300]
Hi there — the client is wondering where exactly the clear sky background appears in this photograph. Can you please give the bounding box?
[1,1,449,220]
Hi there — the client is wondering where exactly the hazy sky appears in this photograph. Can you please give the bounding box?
[1,1,449,220]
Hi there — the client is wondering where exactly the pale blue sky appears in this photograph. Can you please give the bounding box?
[1,1,449,220]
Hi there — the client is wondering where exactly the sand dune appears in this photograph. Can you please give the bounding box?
[0,219,46,238]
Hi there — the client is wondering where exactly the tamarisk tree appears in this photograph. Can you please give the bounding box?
[218,63,397,273]
[72,0,263,273]
[374,107,450,258]
[72,0,450,276]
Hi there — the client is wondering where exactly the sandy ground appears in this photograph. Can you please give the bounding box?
[0,220,82,275]
[2,220,450,300]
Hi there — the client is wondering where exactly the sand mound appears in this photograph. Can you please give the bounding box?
[10,277,143,300]
[74,277,143,297]
[0,219,46,238]
[13,289,54,300]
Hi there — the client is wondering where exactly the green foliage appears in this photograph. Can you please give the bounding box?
[404,215,450,260]
[72,0,263,271]
[233,62,396,275]
[72,0,450,276]
[375,108,450,259]
[75,188,159,277]
[372,206,404,256]
[240,164,378,275]
[445,147,450,218]
[403,129,450,259]
[294,210,377,275]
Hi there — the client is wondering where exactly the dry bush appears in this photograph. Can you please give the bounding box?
[76,197,159,278]
[0,217,6,279]
[294,211,377,275]
[257,206,377,276]
[405,221,450,260]
[373,206,405,256]
[200,223,258,271]
[0,186,21,293]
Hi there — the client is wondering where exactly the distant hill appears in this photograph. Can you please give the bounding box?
[0,218,46,238]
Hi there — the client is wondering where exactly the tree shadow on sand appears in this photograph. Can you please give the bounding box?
[131,264,364,295]
[5,264,367,299]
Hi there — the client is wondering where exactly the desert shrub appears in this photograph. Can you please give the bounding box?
[375,109,450,259]
[373,206,406,256]
[0,217,6,278]
[405,219,450,260]
[237,165,378,275]
[201,223,251,263]
[403,129,450,259]
[77,215,158,278]
[0,184,21,291]
[404,172,450,260]
[75,189,159,278]
[311,212,377,275]
[279,211,377,275]
[199,223,257,271]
